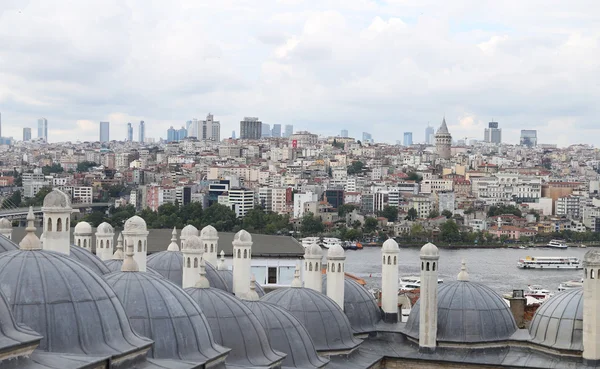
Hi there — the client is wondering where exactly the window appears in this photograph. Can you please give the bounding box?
[107,241,110,249]
[187,258,190,268]
[426,262,430,271]
[57,218,62,232]
[279,266,295,285]
[267,267,278,284]
[394,256,397,265]
[237,249,241,258]
[338,263,342,272]
[316,262,319,271]
[309,262,313,272]
[251,266,267,285]
[47,218,52,231]
[194,258,198,268]
[433,262,436,271]
[100,240,104,249]
[77,239,81,247]
[210,243,214,252]
[387,255,391,265]
[83,239,87,248]
[243,249,247,259]
[138,240,142,252]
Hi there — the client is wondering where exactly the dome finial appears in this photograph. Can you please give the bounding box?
[121,240,139,272]
[217,250,227,270]
[194,258,210,289]
[112,233,124,260]
[457,259,469,281]
[167,227,179,252]
[20,206,41,250]
[243,274,260,301]
[291,263,302,288]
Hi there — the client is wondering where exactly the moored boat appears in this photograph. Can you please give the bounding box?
[558,278,583,291]
[517,256,582,269]
[546,239,568,249]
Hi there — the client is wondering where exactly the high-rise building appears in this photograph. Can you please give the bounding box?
[484,121,502,144]
[232,131,236,139]
[0,112,2,139]
[403,132,413,146]
[435,118,452,160]
[261,123,271,138]
[341,129,348,138]
[177,127,187,141]
[202,114,220,141]
[37,118,48,142]
[362,132,372,143]
[425,125,434,145]
[240,117,262,139]
[23,128,31,141]
[167,126,177,142]
[99,121,110,143]
[127,123,133,141]
[139,121,145,143]
[284,124,293,138]
[271,124,281,138]
[520,130,537,147]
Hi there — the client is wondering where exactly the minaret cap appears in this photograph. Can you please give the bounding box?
[112,233,124,260]
[457,259,469,281]
[420,242,439,260]
[194,258,210,289]
[121,240,139,272]
[217,250,227,270]
[167,227,179,252]
[242,275,260,301]
[20,207,41,250]
[291,264,302,288]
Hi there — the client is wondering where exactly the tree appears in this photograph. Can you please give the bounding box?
[406,208,418,220]
[363,217,378,234]
[380,206,398,222]
[487,204,522,218]
[441,210,453,219]
[440,220,461,242]
[76,161,98,173]
[243,207,267,232]
[24,187,52,206]
[202,203,238,232]
[410,223,425,240]
[41,163,63,175]
[406,172,423,183]
[300,213,324,235]
[347,161,365,175]
[338,204,358,217]
[332,139,344,149]
[428,210,440,219]
[1,190,21,209]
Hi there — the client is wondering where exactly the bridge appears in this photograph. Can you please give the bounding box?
[0,203,112,220]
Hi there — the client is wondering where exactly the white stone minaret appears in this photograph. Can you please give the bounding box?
[74,221,93,251]
[381,238,400,322]
[167,227,179,251]
[304,243,323,292]
[326,243,346,310]
[182,235,204,288]
[180,224,198,249]
[122,215,149,272]
[95,222,115,261]
[112,233,125,260]
[200,225,219,266]
[419,242,439,352]
[41,189,72,255]
[0,218,12,239]
[584,249,600,364]
[217,250,227,271]
[20,207,41,250]
[232,230,253,297]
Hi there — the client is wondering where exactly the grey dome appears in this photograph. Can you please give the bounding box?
[529,288,583,350]
[244,300,329,368]
[405,281,517,343]
[104,271,228,363]
[0,234,19,254]
[261,287,362,353]
[322,276,381,334]
[42,189,71,208]
[147,250,184,286]
[69,245,111,275]
[0,249,152,355]
[103,258,162,276]
[215,268,265,297]
[0,286,41,355]
[185,286,284,367]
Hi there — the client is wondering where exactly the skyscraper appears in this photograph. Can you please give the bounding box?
[167,126,177,142]
[425,125,434,145]
[261,123,271,138]
[484,121,502,143]
[177,127,187,141]
[202,114,220,141]
[240,117,262,139]
[139,121,145,143]
[341,129,348,138]
[403,132,413,146]
[520,130,537,147]
[362,132,372,143]
[232,131,236,139]
[0,113,2,139]
[37,118,48,142]
[284,124,293,138]
[127,123,133,141]
[271,124,281,138]
[99,121,110,143]
[23,128,31,141]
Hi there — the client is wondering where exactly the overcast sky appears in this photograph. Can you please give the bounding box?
[0,0,598,146]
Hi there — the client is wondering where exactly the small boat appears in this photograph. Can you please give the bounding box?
[301,237,321,249]
[546,239,568,249]
[356,242,363,250]
[399,276,444,291]
[343,241,358,250]
[525,285,553,301]
[580,244,587,248]
[558,278,583,291]
[517,256,582,269]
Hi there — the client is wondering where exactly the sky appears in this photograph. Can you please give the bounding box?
[0,0,598,146]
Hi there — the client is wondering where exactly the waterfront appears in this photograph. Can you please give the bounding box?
[345,246,591,294]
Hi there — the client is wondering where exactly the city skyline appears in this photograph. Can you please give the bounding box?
[0,2,598,146]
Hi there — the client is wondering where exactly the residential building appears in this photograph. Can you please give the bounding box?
[37,118,48,142]
[240,117,262,139]
[271,187,288,214]
[167,127,178,142]
[406,195,432,219]
[139,120,145,143]
[437,191,455,214]
[289,131,318,147]
[403,132,413,146]
[556,195,582,218]
[199,114,220,141]
[227,188,255,218]
[23,169,49,198]
[324,189,344,209]
[100,121,110,143]
[60,186,93,204]
[484,121,502,143]
[22,128,31,141]
[293,192,318,219]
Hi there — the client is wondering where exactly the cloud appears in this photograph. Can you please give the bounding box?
[0,0,598,146]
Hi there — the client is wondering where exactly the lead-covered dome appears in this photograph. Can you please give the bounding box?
[0,249,152,355]
[124,215,147,232]
[261,286,362,353]
[405,281,517,343]
[528,288,583,350]
[42,189,71,208]
[69,245,110,275]
[214,268,265,297]
[244,300,329,368]
[147,250,184,286]
[0,285,41,356]
[73,221,92,235]
[0,234,18,254]
[104,270,228,363]
[322,276,381,334]
[185,286,284,367]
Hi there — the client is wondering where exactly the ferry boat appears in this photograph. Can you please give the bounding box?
[517,256,582,269]
[301,237,321,249]
[322,237,342,249]
[399,276,444,291]
[546,239,568,249]
[558,278,583,291]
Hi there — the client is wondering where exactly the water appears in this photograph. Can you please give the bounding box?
[344,246,591,294]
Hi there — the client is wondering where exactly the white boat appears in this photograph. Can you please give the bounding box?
[517,256,582,269]
[301,237,321,249]
[546,239,568,249]
[525,285,553,302]
[322,237,342,249]
[558,278,583,291]
[399,276,444,291]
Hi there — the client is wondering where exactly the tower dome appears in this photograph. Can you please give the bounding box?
[73,221,92,235]
[261,272,362,353]
[322,276,382,334]
[185,279,284,366]
[0,218,13,239]
[68,244,111,275]
[123,215,147,232]
[200,225,218,239]
[183,234,203,250]
[405,280,517,343]
[181,224,199,237]
[42,189,71,208]
[327,243,344,258]
[104,247,229,364]
[529,288,583,350]
[244,300,330,368]
[96,222,114,234]
[234,229,252,243]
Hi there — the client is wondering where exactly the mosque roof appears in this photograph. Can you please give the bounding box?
[68,245,111,275]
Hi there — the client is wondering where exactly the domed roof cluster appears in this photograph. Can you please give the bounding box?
[73,221,92,235]
[42,189,71,208]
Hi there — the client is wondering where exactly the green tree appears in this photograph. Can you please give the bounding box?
[76,161,98,173]
[363,217,379,234]
[441,210,453,219]
[41,163,63,175]
[406,208,418,220]
[24,187,52,206]
[243,207,267,232]
[410,223,425,240]
[1,190,21,209]
[428,210,440,219]
[82,211,107,227]
[338,204,358,217]
[202,203,238,231]
[347,161,365,175]
[440,220,461,242]
[406,172,423,183]
[487,204,522,217]
[300,212,325,235]
[380,206,398,222]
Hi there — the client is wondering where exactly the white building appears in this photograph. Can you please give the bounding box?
[293,192,318,219]
[227,188,255,218]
